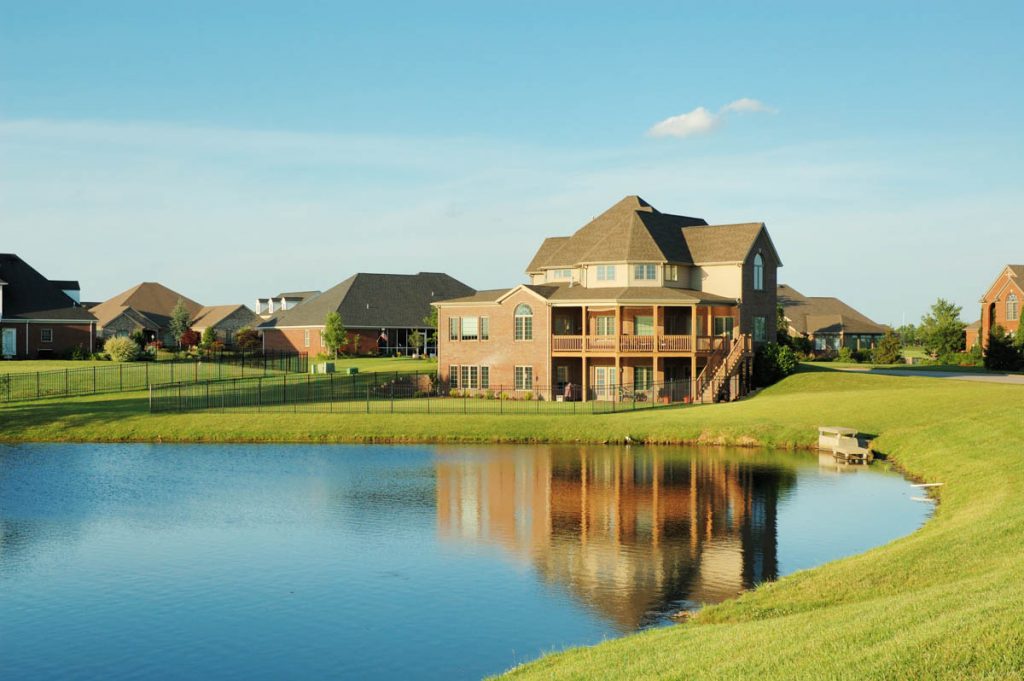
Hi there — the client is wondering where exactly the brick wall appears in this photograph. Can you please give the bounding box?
[438,289,551,389]
[0,322,94,359]
[262,326,384,355]
[738,229,779,345]
[979,270,1022,346]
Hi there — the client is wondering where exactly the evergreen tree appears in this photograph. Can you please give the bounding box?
[918,299,965,359]
[984,325,1021,371]
[169,298,191,348]
[872,328,904,364]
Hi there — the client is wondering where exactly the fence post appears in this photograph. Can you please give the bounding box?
[283,372,287,404]
[148,384,152,412]
[177,383,181,411]
[206,382,210,410]
[391,382,395,414]
[36,371,40,399]
[329,373,334,413]
[119,363,124,392]
[500,388,503,415]
[366,386,370,414]
[64,368,69,397]
[258,377,262,413]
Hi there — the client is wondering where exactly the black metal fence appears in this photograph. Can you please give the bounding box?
[0,351,308,402]
[149,370,745,415]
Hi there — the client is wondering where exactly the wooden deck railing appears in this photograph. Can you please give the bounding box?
[550,334,726,354]
[551,335,583,352]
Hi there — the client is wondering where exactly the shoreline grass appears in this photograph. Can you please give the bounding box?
[1,370,1022,678]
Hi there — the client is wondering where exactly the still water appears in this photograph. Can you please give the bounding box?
[0,443,929,680]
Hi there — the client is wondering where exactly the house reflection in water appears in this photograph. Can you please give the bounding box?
[435,446,793,631]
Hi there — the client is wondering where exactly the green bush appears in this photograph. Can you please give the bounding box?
[753,342,798,387]
[872,330,904,364]
[836,347,855,363]
[984,325,1022,371]
[105,337,140,362]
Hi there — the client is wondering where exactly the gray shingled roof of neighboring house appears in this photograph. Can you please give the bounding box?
[259,272,475,329]
[191,304,260,330]
[437,284,735,306]
[273,290,320,300]
[524,195,777,273]
[0,254,94,321]
[90,282,203,330]
[778,284,887,336]
[49,279,81,291]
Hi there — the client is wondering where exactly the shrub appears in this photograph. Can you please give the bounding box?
[872,329,904,365]
[200,327,217,350]
[235,327,261,352]
[64,344,89,361]
[105,336,140,362]
[984,325,1022,371]
[753,342,798,387]
[179,329,200,349]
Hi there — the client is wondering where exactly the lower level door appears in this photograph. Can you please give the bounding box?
[594,366,616,400]
[1,328,16,357]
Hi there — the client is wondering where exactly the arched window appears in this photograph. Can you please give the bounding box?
[1008,293,1020,322]
[514,304,533,341]
[753,253,765,291]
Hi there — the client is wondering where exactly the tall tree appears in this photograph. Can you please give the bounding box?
[169,298,191,348]
[984,325,1021,371]
[872,328,904,365]
[422,307,438,347]
[776,304,792,347]
[895,323,918,346]
[322,311,347,359]
[918,298,965,359]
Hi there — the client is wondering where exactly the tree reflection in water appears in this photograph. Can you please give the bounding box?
[435,446,796,631]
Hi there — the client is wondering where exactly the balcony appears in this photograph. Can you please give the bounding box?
[550,334,724,355]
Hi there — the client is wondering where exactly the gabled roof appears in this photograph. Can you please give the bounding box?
[259,272,475,329]
[778,285,887,336]
[526,196,707,272]
[681,223,776,265]
[0,253,94,321]
[49,279,80,291]
[191,304,259,330]
[90,282,203,330]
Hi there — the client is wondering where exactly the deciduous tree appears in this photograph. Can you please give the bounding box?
[323,312,348,359]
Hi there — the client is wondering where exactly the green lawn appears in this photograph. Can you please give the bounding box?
[313,356,437,374]
[0,369,1021,678]
[0,359,115,373]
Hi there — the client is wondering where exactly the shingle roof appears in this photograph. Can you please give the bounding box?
[273,290,320,300]
[778,285,887,336]
[524,195,776,273]
[1007,265,1024,279]
[191,304,260,330]
[0,254,94,321]
[525,196,708,271]
[680,223,768,264]
[259,272,475,329]
[90,282,203,330]
[49,279,80,291]
[437,284,735,306]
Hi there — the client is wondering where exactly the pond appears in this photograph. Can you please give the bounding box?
[0,443,930,680]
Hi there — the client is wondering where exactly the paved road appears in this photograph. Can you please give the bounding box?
[840,368,1024,385]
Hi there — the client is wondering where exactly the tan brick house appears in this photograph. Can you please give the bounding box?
[90,282,203,346]
[970,264,1022,348]
[0,253,96,359]
[434,196,782,402]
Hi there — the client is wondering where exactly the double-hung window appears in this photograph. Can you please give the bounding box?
[303,329,310,348]
[449,317,460,341]
[665,264,679,281]
[634,264,656,280]
[753,316,767,342]
[514,366,533,390]
[595,316,615,336]
[461,316,479,341]
[480,317,489,340]
[595,265,617,281]
[450,365,460,388]
[713,317,735,337]
[480,366,489,389]
[40,328,53,343]
[1008,293,1019,322]
[461,365,478,389]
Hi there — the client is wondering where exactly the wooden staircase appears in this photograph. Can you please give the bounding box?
[694,334,753,403]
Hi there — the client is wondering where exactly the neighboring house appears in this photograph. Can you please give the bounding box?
[259,273,475,356]
[964,320,982,349]
[255,291,319,319]
[90,282,203,346]
[777,285,887,353]
[434,195,782,402]
[974,264,1022,348]
[0,253,96,359]
[190,304,262,347]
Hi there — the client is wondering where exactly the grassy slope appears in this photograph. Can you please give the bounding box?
[0,369,1021,678]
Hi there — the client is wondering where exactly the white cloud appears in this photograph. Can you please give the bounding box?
[647,106,719,138]
[647,98,774,138]
[722,97,776,114]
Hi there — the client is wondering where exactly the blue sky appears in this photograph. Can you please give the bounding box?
[1,1,1021,325]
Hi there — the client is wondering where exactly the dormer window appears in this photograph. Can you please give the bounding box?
[547,269,573,282]
[1008,293,1019,321]
[595,265,617,281]
[754,253,765,291]
[634,264,656,280]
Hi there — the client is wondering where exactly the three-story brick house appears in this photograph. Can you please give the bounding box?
[434,196,782,402]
